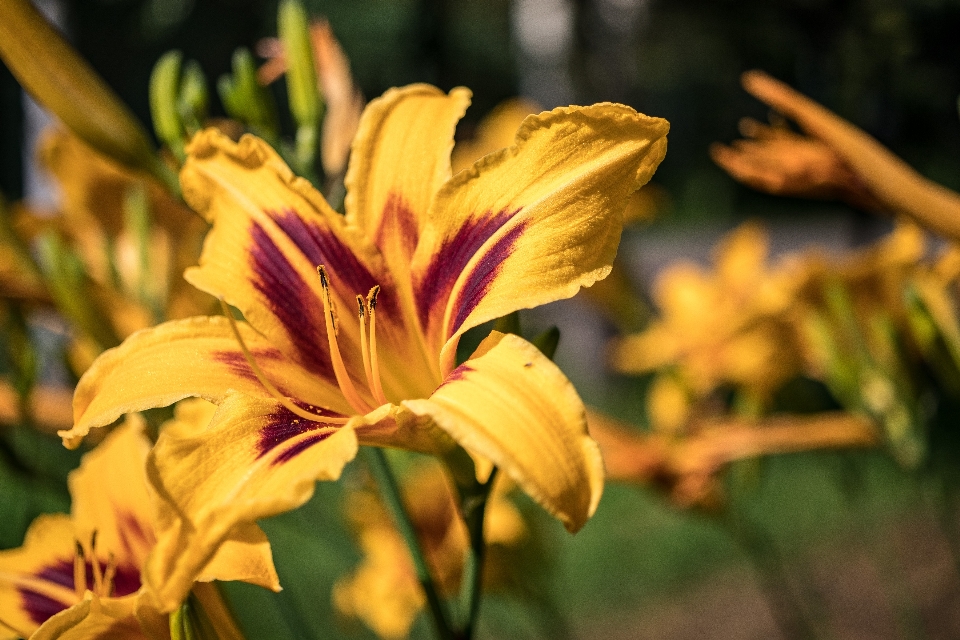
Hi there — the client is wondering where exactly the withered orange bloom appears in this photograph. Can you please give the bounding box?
[0,415,276,639]
[61,84,668,612]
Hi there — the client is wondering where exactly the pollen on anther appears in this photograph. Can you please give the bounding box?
[317,264,329,289]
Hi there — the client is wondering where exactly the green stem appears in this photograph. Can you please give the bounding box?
[458,467,497,640]
[724,514,820,640]
[361,447,455,640]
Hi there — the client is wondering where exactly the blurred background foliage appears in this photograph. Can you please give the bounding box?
[3,0,960,638]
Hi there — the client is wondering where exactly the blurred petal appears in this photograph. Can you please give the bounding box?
[0,0,157,175]
[69,416,155,571]
[0,515,78,638]
[450,98,540,174]
[404,332,603,532]
[31,593,144,640]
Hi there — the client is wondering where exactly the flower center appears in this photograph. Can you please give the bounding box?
[317,265,389,414]
[73,531,117,599]
[220,264,390,422]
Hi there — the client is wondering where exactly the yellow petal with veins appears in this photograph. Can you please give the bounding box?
[345,84,471,290]
[144,392,358,611]
[65,316,351,447]
[412,103,669,372]
[404,332,603,532]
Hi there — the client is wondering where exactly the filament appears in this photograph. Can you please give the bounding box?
[89,531,103,596]
[102,554,117,597]
[317,266,374,413]
[219,299,348,424]
[73,540,86,597]
[367,286,388,405]
[357,296,376,394]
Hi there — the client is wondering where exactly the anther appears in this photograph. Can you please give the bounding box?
[219,299,347,425]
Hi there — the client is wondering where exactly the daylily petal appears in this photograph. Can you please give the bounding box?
[68,416,155,572]
[31,592,144,640]
[154,399,281,594]
[0,515,78,639]
[403,332,603,532]
[181,129,433,402]
[144,392,358,611]
[194,524,279,591]
[64,316,350,447]
[344,84,470,299]
[412,103,669,371]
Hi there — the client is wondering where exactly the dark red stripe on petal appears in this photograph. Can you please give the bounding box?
[249,221,334,380]
[437,363,473,391]
[273,431,335,465]
[414,208,520,334]
[20,587,69,626]
[451,219,528,335]
[33,559,73,590]
[22,559,141,625]
[375,193,419,262]
[257,404,345,459]
[212,348,289,395]
[268,209,399,318]
[108,563,142,597]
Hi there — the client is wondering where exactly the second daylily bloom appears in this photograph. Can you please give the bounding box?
[0,413,277,640]
[62,84,668,611]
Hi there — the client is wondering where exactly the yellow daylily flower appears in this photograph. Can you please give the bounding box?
[62,84,668,610]
[0,412,277,639]
[611,221,805,413]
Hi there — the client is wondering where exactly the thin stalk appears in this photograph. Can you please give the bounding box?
[362,447,455,640]
[457,468,497,640]
[723,513,820,640]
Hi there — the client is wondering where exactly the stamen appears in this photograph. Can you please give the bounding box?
[357,296,376,393]
[366,285,388,405]
[317,266,374,413]
[73,540,87,597]
[103,554,117,597]
[89,531,103,596]
[219,299,347,424]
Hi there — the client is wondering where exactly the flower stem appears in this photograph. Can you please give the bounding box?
[723,513,820,640]
[361,447,455,640]
[457,467,498,640]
